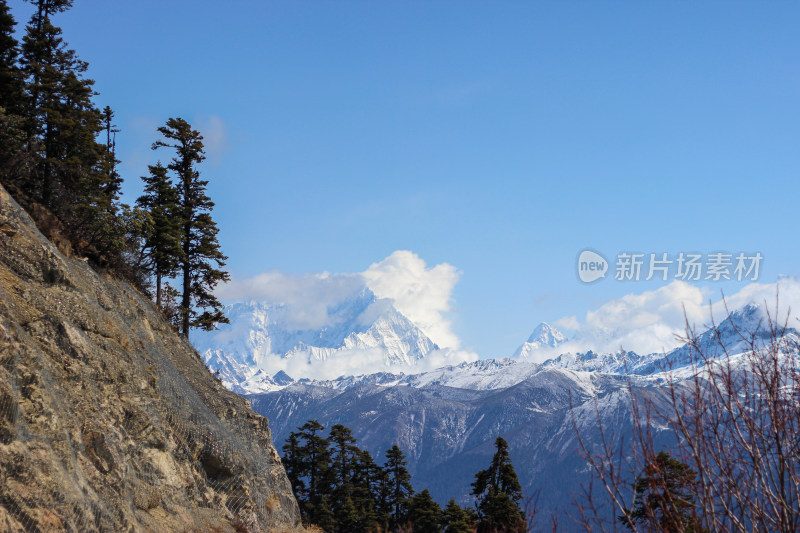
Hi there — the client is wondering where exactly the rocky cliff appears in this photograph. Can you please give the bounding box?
[0,184,302,532]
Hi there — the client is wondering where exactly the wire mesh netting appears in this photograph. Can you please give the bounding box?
[0,186,300,532]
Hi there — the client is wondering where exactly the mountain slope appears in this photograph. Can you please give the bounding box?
[248,367,675,522]
[0,185,301,532]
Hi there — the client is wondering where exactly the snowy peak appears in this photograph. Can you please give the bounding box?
[272,370,295,386]
[540,303,799,376]
[192,288,439,393]
[526,322,567,346]
[343,303,438,365]
[640,302,798,374]
[513,322,567,359]
[708,303,774,347]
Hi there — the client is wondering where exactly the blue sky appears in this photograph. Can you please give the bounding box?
[9,1,800,357]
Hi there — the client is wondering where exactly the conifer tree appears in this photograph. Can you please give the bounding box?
[304,420,336,528]
[327,424,358,525]
[441,498,473,533]
[136,162,181,308]
[471,436,526,533]
[327,424,387,532]
[17,0,124,264]
[372,458,393,530]
[283,421,336,529]
[336,496,361,533]
[619,451,705,532]
[350,448,380,531]
[0,0,22,114]
[300,420,334,508]
[20,0,100,208]
[283,432,305,501]
[0,1,28,188]
[0,107,30,189]
[0,1,30,191]
[328,424,357,489]
[152,117,229,337]
[79,103,126,263]
[99,105,122,200]
[406,489,443,533]
[384,444,414,529]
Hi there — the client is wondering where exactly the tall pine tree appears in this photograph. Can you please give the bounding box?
[406,489,443,533]
[384,444,414,529]
[152,117,229,337]
[441,498,473,533]
[471,436,526,533]
[17,0,124,263]
[21,0,93,206]
[346,448,380,531]
[619,451,705,532]
[0,0,28,189]
[283,420,335,530]
[0,0,22,113]
[136,162,182,309]
[99,105,122,205]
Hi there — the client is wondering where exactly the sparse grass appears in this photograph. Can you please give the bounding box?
[269,526,324,533]
[265,494,280,513]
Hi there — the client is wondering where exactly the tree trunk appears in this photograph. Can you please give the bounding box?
[181,221,191,338]
[155,269,161,309]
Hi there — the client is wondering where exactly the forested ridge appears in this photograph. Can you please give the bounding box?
[282,420,529,533]
[0,0,227,337]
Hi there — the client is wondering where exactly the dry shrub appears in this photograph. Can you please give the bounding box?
[573,299,800,532]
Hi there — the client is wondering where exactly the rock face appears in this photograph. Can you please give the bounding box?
[0,185,302,532]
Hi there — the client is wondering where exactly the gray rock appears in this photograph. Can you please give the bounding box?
[0,184,302,532]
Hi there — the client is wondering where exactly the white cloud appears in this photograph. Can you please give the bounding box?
[217,250,462,348]
[217,270,365,330]
[363,250,460,348]
[524,277,800,363]
[554,315,580,331]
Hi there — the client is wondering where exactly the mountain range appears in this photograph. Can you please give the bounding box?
[194,293,796,527]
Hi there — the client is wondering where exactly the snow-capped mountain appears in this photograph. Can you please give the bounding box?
[192,288,439,394]
[249,361,655,523]
[248,302,799,528]
[540,303,798,375]
[512,322,567,359]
